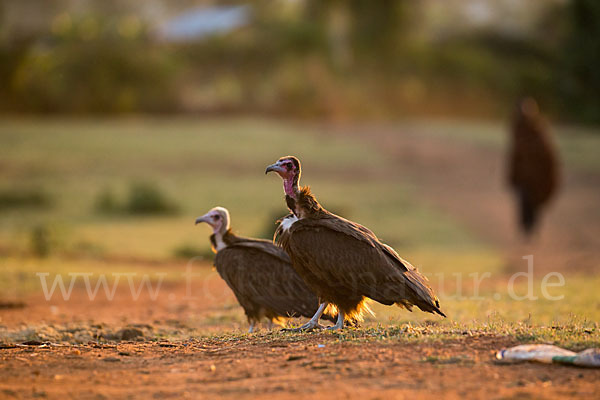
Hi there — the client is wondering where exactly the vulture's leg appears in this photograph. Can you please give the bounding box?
[285,303,327,332]
[248,323,255,333]
[326,311,344,330]
[267,320,274,330]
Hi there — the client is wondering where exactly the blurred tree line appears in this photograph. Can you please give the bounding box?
[0,0,598,123]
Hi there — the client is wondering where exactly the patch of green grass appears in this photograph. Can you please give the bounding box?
[180,272,600,348]
[369,273,600,326]
[190,320,598,351]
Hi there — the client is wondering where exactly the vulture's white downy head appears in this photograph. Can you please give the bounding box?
[265,156,301,197]
[195,206,230,235]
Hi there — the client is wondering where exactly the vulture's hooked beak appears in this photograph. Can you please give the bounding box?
[195,215,209,225]
[265,163,284,175]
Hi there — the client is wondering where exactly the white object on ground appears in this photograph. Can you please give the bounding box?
[496,344,600,368]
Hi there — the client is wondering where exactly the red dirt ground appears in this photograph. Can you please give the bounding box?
[2,334,600,400]
[1,280,600,400]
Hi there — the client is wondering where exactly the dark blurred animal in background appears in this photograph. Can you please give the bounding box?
[266,156,445,331]
[507,97,560,237]
[195,206,336,332]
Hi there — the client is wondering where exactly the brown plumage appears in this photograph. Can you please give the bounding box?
[195,206,336,332]
[507,98,560,235]
[266,157,445,330]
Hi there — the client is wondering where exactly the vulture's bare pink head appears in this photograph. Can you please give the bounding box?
[265,156,301,198]
[195,206,230,235]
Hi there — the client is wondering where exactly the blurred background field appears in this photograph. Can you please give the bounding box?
[0,117,480,276]
[1,117,599,332]
[1,0,599,337]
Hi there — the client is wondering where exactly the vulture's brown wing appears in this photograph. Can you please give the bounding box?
[230,237,291,263]
[215,243,324,320]
[287,215,445,317]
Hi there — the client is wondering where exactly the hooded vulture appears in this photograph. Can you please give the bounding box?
[195,206,336,332]
[507,97,560,236]
[266,156,446,330]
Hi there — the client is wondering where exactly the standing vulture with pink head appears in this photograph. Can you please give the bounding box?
[266,156,446,330]
[195,206,336,332]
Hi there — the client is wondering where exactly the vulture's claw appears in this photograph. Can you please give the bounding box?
[325,325,343,331]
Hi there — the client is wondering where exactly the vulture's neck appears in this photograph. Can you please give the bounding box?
[283,176,297,198]
[210,229,235,253]
[284,174,325,218]
[284,175,299,216]
[291,186,324,218]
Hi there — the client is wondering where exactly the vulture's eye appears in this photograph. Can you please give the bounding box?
[213,215,220,220]
[285,162,292,169]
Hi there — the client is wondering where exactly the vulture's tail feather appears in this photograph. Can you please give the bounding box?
[404,270,447,318]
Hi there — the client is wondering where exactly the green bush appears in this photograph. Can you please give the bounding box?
[124,182,179,215]
[7,15,180,113]
[0,188,51,211]
[94,182,179,216]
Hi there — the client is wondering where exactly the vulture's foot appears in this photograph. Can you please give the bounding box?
[325,311,344,330]
[283,302,328,332]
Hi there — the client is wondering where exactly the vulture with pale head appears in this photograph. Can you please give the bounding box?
[266,156,446,330]
[507,97,560,236]
[195,206,336,332]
